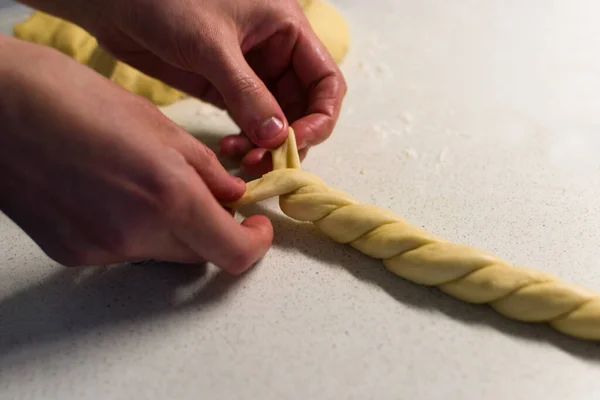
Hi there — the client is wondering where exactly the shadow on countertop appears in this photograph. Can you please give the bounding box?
[0,261,251,360]
[0,126,250,365]
[237,203,600,362]
[1,128,599,367]
[3,200,596,365]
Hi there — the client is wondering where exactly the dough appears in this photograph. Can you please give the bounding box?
[13,11,186,106]
[12,0,350,106]
[12,10,96,64]
[86,46,186,106]
[302,0,350,64]
[228,129,600,342]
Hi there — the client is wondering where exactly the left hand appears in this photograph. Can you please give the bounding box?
[0,36,273,272]
[25,0,347,175]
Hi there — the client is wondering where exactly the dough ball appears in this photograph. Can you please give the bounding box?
[302,0,350,64]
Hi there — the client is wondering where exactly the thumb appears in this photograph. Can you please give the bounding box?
[203,46,288,149]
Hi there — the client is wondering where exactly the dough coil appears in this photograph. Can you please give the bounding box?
[228,129,600,341]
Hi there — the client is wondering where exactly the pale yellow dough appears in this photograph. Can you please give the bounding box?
[302,0,350,64]
[12,0,350,106]
[228,129,600,341]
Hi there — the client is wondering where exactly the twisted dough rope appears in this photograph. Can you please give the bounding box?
[227,129,600,341]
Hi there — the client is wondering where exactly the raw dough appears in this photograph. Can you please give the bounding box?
[12,0,350,106]
[86,46,186,106]
[12,10,96,64]
[302,0,350,64]
[12,11,187,106]
[228,129,600,341]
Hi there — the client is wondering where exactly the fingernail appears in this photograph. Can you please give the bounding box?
[255,117,284,141]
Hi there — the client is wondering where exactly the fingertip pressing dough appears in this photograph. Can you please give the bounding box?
[12,0,350,106]
[227,128,600,342]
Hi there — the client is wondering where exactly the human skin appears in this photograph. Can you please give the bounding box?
[18,0,347,174]
[0,35,272,272]
[0,0,346,272]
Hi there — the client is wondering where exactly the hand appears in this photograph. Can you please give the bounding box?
[22,0,347,175]
[0,37,273,272]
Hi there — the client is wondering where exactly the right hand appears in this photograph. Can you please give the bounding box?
[0,36,273,273]
[20,0,347,175]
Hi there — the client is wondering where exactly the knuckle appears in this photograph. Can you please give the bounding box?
[277,14,303,35]
[150,179,184,218]
[189,138,218,163]
[230,74,262,98]
[145,157,192,221]
[173,21,218,71]
[174,35,201,70]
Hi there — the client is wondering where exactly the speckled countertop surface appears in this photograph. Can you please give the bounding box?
[2,1,600,399]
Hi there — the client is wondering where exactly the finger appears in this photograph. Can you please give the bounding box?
[290,27,347,147]
[241,148,271,176]
[100,233,205,265]
[144,234,205,264]
[160,125,246,203]
[3,187,205,266]
[275,68,307,127]
[174,176,273,274]
[178,136,246,203]
[240,146,309,176]
[202,43,289,149]
[104,44,228,110]
[245,25,298,88]
[219,133,255,159]
[219,67,306,162]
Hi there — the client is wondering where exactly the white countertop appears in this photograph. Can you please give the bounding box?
[2,1,600,399]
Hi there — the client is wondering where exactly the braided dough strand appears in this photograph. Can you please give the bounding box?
[228,129,600,341]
